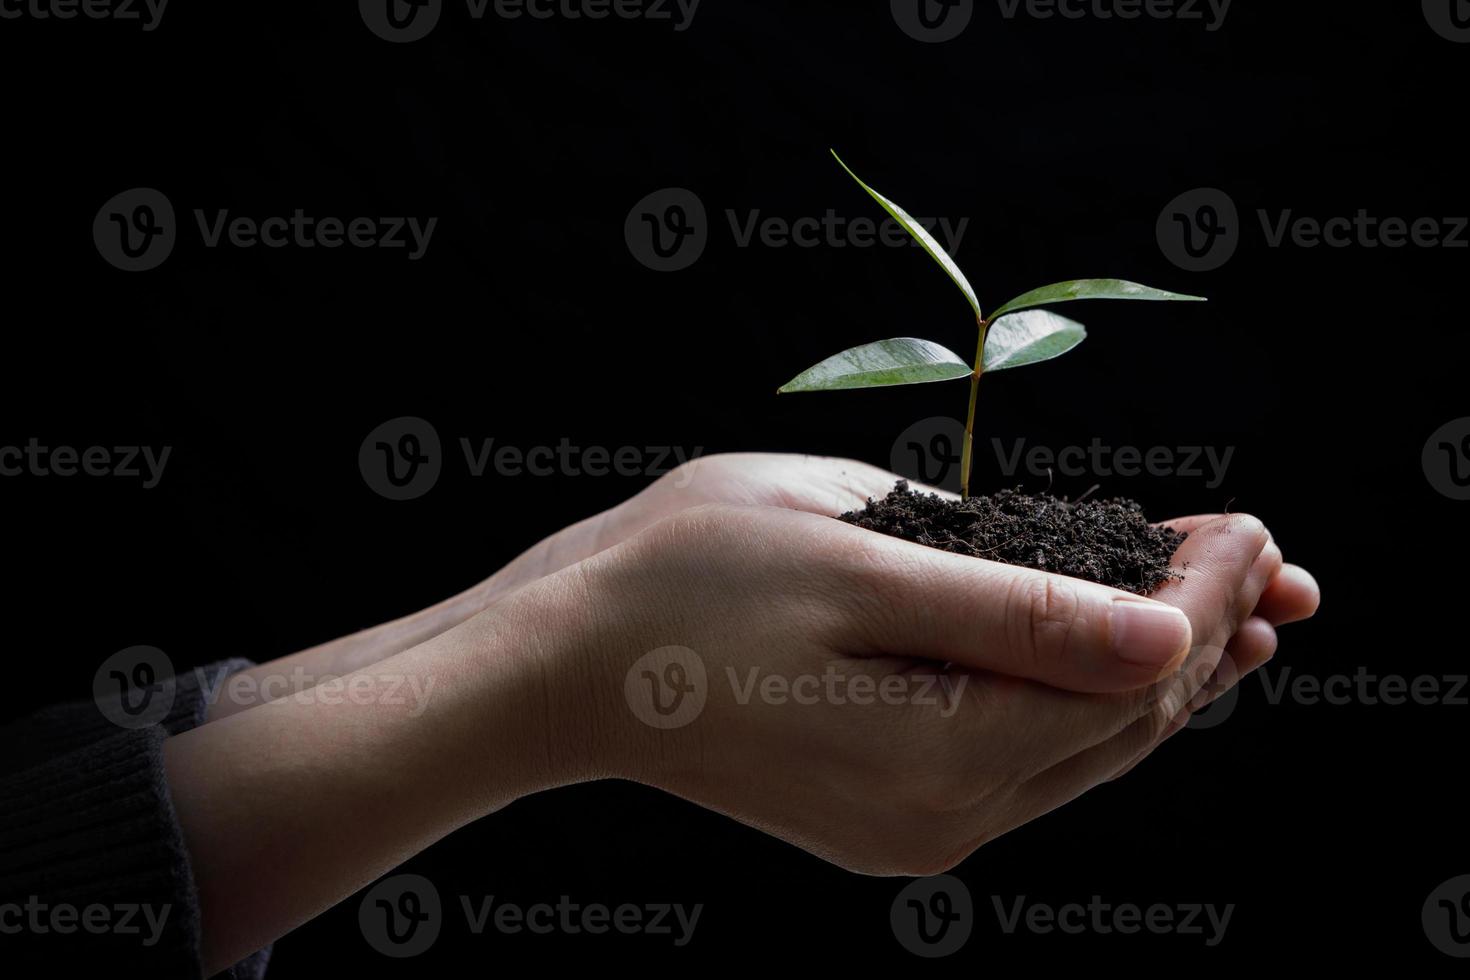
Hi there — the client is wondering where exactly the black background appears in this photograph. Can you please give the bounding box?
[1,0,1465,972]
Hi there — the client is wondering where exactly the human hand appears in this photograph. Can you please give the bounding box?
[479,453,1317,637]
[536,501,1297,875]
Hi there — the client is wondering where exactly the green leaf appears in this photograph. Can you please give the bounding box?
[989,279,1206,320]
[982,310,1087,373]
[831,150,982,320]
[779,338,973,393]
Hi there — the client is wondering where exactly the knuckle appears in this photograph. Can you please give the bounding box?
[1119,677,1179,743]
[1009,574,1081,669]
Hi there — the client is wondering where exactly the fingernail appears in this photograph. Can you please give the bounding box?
[1110,599,1192,669]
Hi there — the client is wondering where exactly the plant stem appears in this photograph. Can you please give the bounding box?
[960,316,989,501]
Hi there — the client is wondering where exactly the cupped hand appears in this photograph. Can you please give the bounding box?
[477,453,1319,640]
[532,500,1306,876]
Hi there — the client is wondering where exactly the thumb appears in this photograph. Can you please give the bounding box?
[856,538,1194,694]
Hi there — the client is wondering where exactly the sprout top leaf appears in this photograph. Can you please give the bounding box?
[830,149,983,321]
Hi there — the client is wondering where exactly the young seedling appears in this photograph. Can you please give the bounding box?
[780,151,1207,501]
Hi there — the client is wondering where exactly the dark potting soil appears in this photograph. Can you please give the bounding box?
[839,481,1186,595]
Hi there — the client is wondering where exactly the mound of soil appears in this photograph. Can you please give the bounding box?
[840,481,1185,595]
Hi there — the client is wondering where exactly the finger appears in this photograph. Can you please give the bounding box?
[979,515,1270,788]
[1142,525,1280,720]
[1106,617,1277,782]
[844,529,1195,695]
[1157,515,1319,629]
[1252,564,1320,626]
[1015,534,1276,807]
[1192,616,1277,710]
[1158,513,1227,534]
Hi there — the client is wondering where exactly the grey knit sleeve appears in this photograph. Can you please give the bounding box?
[0,658,272,979]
